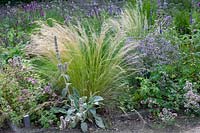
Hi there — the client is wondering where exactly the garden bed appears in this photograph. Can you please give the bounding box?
[1,0,200,133]
[2,111,200,133]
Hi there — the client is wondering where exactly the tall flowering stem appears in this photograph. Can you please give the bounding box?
[54,36,61,64]
[54,36,71,96]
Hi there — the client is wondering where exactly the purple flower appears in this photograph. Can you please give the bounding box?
[52,93,57,97]
[163,0,168,9]
[164,16,172,26]
[197,2,200,7]
[18,97,25,103]
[22,1,39,12]
[39,8,45,17]
[46,4,50,9]
[64,16,72,23]
[21,89,29,95]
[183,81,200,112]
[108,5,114,15]
[159,108,177,122]
[93,0,97,5]
[125,37,134,44]
[117,7,122,15]
[157,0,162,8]
[27,77,37,84]
[43,85,51,94]
[127,35,179,73]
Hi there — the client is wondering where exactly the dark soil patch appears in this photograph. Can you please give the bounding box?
[1,110,200,133]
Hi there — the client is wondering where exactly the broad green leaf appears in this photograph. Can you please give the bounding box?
[64,74,70,81]
[51,107,68,114]
[80,96,87,103]
[76,112,83,120]
[62,87,68,97]
[94,116,105,129]
[67,108,75,115]
[90,96,104,103]
[72,88,80,98]
[81,122,88,133]
[70,118,77,128]
[89,108,96,117]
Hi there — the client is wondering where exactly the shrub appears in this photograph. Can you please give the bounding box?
[0,56,42,125]
[55,89,105,132]
[118,23,200,116]
[0,56,61,127]
[27,20,136,99]
[125,34,179,77]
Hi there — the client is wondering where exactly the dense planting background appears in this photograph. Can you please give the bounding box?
[0,0,38,5]
[0,0,200,132]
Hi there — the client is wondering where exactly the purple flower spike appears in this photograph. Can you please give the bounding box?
[18,97,25,103]
[197,2,200,7]
[21,89,29,95]
[43,85,51,94]
[64,16,72,23]
[27,77,37,84]
[157,0,162,8]
[40,8,45,17]
[108,5,113,15]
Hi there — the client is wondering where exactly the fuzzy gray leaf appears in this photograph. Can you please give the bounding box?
[90,96,104,104]
[81,122,88,133]
[95,116,105,129]
[89,108,97,117]
[62,87,68,97]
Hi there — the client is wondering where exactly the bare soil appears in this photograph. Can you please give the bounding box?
[1,111,200,133]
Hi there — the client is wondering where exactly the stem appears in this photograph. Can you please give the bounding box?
[62,74,71,95]
[131,109,147,130]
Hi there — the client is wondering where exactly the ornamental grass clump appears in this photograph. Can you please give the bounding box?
[27,20,137,98]
[108,2,148,37]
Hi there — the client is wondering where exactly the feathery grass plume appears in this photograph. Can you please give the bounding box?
[25,19,70,57]
[27,19,137,99]
[108,2,148,38]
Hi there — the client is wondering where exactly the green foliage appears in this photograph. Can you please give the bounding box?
[173,10,190,34]
[127,0,159,27]
[0,57,43,125]
[192,10,200,30]
[0,0,35,5]
[165,27,200,85]
[137,77,160,99]
[38,110,58,128]
[0,14,39,47]
[1,0,200,129]
[52,89,105,132]
[142,0,157,26]
[31,35,106,132]
[120,24,200,116]
[0,56,62,127]
[34,19,135,99]
[110,1,148,37]
[167,0,192,11]
[118,87,137,112]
